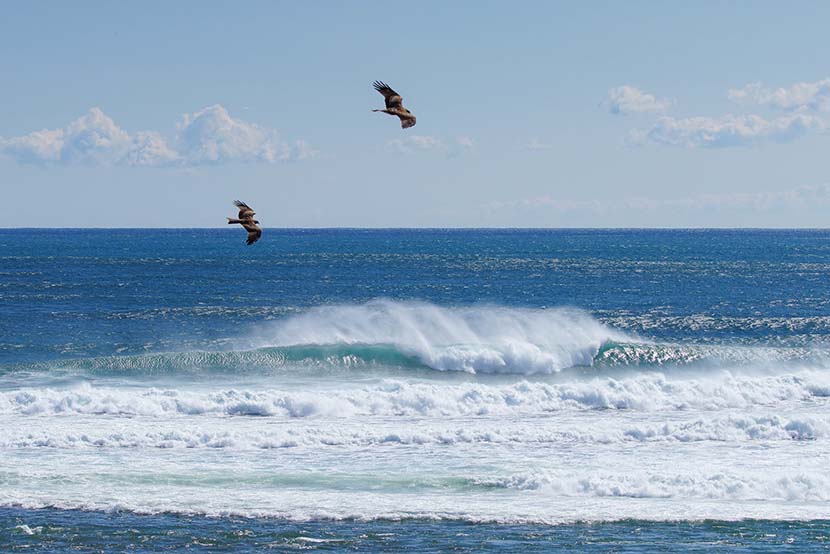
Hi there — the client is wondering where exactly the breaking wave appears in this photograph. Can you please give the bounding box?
[4,370,830,417]
[9,301,830,378]
[254,300,623,374]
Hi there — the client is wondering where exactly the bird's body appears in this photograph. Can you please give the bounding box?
[227,200,262,245]
[372,81,416,128]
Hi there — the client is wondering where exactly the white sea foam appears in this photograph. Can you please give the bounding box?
[6,301,830,525]
[3,369,829,418]
[3,463,830,523]
[2,413,828,450]
[472,471,830,502]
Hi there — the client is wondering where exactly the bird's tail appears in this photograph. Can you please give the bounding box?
[227,218,243,224]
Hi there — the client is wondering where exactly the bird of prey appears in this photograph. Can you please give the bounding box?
[372,81,416,129]
[226,200,262,245]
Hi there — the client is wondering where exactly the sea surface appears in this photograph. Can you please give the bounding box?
[1,228,829,552]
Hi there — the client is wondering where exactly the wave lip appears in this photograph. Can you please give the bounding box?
[257,300,626,374]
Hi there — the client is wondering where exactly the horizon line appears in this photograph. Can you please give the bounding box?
[2,226,830,231]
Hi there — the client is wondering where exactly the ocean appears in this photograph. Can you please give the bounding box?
[1,228,829,552]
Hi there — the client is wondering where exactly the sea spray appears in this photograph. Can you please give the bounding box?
[258,300,627,374]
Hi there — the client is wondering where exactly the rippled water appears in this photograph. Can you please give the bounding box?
[2,229,829,551]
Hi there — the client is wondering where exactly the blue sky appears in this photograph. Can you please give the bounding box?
[2,1,830,227]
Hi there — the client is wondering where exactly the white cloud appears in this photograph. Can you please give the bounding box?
[632,113,826,148]
[727,82,763,103]
[401,135,445,152]
[127,131,180,167]
[605,85,670,115]
[524,138,554,151]
[176,104,298,163]
[0,108,139,166]
[387,135,474,156]
[0,128,64,163]
[60,107,131,164]
[0,105,313,167]
[729,78,830,112]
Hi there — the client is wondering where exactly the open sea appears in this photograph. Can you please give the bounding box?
[1,228,829,552]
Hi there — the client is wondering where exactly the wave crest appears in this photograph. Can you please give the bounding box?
[11,301,830,378]
[257,300,624,374]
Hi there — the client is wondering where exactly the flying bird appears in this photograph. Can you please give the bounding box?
[227,200,262,245]
[372,81,416,129]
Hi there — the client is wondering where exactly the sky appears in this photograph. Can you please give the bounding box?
[2,1,830,228]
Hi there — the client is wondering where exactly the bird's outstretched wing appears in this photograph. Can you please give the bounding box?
[373,81,404,110]
[234,200,255,220]
[241,220,262,245]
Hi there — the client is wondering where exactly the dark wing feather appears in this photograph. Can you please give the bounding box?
[241,221,262,245]
[234,200,255,220]
[373,80,404,110]
[246,229,262,245]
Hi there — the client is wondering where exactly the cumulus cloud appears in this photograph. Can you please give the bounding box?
[1,108,134,166]
[0,128,64,164]
[0,105,313,167]
[729,78,830,112]
[387,135,474,156]
[605,85,670,115]
[631,113,826,148]
[126,131,180,167]
[178,104,295,163]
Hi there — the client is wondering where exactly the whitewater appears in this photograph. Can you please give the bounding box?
[2,229,829,550]
[3,300,830,523]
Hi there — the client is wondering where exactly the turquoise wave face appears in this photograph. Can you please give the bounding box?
[5,340,830,383]
[4,344,430,378]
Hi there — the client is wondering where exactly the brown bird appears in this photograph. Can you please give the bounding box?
[372,81,416,129]
[226,200,262,245]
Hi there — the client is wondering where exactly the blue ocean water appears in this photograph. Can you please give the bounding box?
[1,229,830,552]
